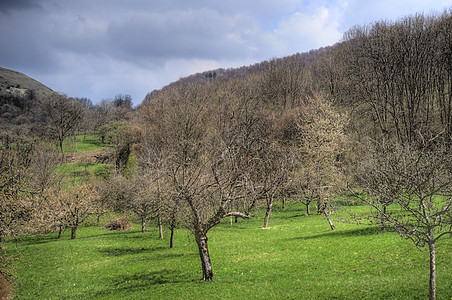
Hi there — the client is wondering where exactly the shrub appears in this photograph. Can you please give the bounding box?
[104,217,133,231]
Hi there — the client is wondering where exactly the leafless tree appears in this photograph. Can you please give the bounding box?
[39,93,84,158]
[355,139,452,300]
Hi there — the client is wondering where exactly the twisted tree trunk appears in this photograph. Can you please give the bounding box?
[195,230,214,281]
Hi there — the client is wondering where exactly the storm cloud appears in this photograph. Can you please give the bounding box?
[0,0,450,105]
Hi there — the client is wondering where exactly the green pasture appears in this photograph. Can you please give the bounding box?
[63,134,106,153]
[5,202,452,299]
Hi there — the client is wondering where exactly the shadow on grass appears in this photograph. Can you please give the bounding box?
[91,269,198,298]
[293,226,380,240]
[8,233,59,246]
[98,246,197,259]
[76,229,146,240]
[98,246,167,256]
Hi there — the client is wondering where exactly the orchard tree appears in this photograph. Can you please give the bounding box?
[355,139,452,300]
[138,80,275,280]
[58,182,98,239]
[40,93,85,158]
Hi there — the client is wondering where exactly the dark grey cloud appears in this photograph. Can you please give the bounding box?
[0,0,42,13]
[105,9,258,62]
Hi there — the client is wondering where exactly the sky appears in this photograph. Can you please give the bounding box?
[1,0,451,106]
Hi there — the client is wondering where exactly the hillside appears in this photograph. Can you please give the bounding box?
[0,66,54,100]
[0,67,56,127]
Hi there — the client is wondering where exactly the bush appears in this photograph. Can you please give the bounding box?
[104,217,133,231]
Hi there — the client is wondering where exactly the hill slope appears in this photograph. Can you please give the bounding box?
[0,66,54,101]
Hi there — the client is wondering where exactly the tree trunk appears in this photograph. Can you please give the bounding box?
[158,216,164,239]
[323,210,336,230]
[428,240,436,300]
[170,225,175,249]
[263,201,273,228]
[59,139,64,159]
[58,226,63,239]
[195,231,214,281]
[306,201,310,215]
[282,197,286,209]
[380,204,387,231]
[71,226,77,239]
[141,218,147,233]
[235,216,238,223]
[0,235,3,250]
[96,215,101,226]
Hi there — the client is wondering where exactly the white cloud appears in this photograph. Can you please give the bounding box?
[270,7,342,55]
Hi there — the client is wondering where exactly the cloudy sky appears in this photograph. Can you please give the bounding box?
[1,0,451,106]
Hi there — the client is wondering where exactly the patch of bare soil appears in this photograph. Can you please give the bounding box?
[0,274,13,300]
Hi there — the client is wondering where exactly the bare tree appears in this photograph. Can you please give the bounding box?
[40,93,84,158]
[57,182,98,239]
[138,79,280,280]
[355,139,452,300]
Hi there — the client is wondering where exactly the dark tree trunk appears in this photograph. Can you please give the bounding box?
[71,226,77,239]
[158,216,164,239]
[58,226,63,239]
[428,239,436,300]
[96,215,101,226]
[170,225,175,249]
[306,201,311,215]
[195,231,214,281]
[59,139,64,159]
[141,218,147,233]
[323,210,336,230]
[282,197,286,209]
[263,201,273,228]
[235,216,238,223]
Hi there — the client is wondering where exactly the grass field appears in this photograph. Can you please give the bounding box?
[5,202,452,299]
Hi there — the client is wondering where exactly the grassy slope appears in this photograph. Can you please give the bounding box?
[60,134,113,180]
[6,202,452,299]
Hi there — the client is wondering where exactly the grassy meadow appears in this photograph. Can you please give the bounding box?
[5,202,452,299]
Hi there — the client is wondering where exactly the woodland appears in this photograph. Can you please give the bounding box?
[1,9,452,300]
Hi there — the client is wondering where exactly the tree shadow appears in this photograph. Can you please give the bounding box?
[98,246,167,256]
[292,226,380,240]
[285,213,311,219]
[8,233,58,246]
[76,229,144,240]
[98,246,197,259]
[90,269,198,298]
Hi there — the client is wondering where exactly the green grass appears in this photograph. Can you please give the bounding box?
[63,134,106,153]
[60,162,113,181]
[5,202,452,299]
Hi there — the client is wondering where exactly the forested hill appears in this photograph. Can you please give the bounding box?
[142,45,334,105]
[141,9,452,145]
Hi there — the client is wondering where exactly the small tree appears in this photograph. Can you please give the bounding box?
[58,183,97,239]
[40,93,85,158]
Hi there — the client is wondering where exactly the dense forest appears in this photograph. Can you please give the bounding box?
[1,9,452,300]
